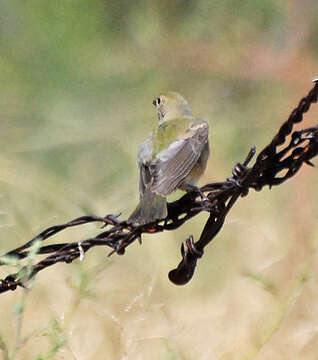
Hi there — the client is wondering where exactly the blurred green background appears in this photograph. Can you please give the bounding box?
[1,1,318,359]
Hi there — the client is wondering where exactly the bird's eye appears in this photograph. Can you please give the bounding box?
[152,97,161,106]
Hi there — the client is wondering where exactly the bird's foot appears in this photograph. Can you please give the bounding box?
[183,184,209,203]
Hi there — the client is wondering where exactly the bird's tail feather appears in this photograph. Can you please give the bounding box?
[129,190,167,225]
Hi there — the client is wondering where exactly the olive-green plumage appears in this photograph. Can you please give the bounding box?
[129,92,210,225]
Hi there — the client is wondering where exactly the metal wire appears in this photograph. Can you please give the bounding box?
[1,81,318,292]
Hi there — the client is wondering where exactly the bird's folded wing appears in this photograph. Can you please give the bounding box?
[139,165,152,197]
[150,119,209,197]
[137,137,153,197]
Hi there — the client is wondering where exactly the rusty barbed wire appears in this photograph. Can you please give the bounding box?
[0,81,318,293]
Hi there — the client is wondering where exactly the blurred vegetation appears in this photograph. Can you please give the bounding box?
[0,1,318,359]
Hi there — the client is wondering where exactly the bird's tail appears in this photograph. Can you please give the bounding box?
[129,190,167,225]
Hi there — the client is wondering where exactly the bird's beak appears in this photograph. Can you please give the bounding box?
[152,99,156,106]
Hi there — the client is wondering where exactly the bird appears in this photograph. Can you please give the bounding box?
[129,92,210,225]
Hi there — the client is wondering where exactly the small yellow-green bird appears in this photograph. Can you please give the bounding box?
[129,92,210,225]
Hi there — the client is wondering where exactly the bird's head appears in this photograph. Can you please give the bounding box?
[152,92,193,122]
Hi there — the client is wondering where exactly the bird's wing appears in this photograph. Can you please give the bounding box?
[139,164,151,197]
[150,119,209,197]
[137,137,153,197]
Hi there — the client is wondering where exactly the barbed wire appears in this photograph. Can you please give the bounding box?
[1,80,318,293]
